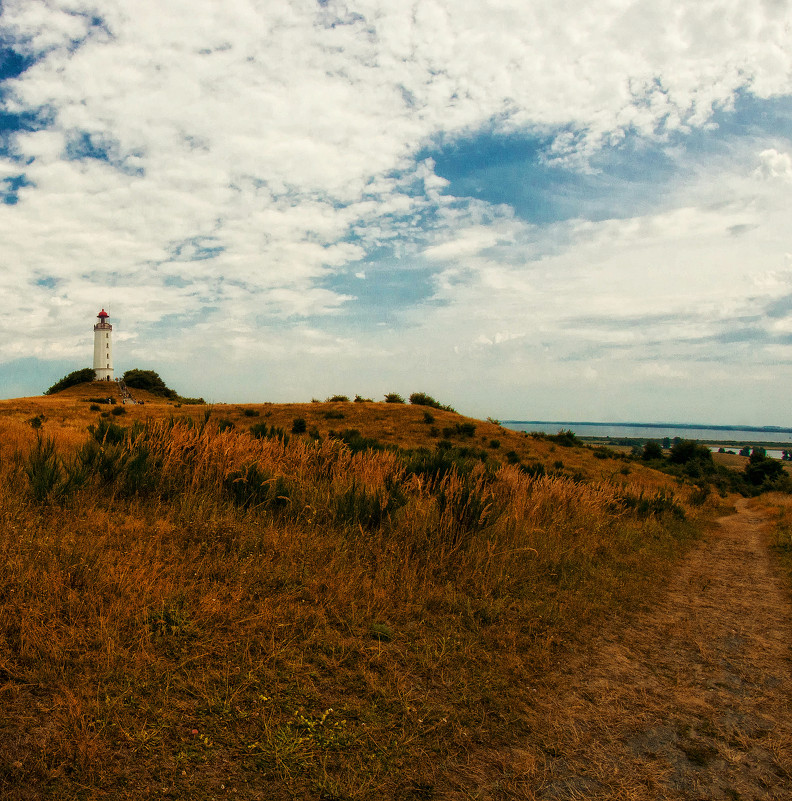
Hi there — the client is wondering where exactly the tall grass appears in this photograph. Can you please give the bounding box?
[0,417,700,799]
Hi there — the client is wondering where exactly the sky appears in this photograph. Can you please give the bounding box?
[0,0,791,425]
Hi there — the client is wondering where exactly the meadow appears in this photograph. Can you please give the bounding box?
[0,384,712,799]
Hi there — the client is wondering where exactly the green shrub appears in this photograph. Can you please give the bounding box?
[243,408,260,417]
[123,369,177,399]
[669,440,713,466]
[326,395,349,402]
[45,368,96,395]
[422,411,435,424]
[110,406,126,416]
[505,450,521,465]
[291,417,307,434]
[24,435,64,501]
[745,448,785,486]
[442,422,476,438]
[384,393,405,404]
[328,429,386,454]
[89,404,101,412]
[408,392,455,412]
[250,423,289,444]
[547,429,580,447]
[642,441,664,460]
[88,418,126,445]
[354,395,373,403]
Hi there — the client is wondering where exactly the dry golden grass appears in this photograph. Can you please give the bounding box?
[0,385,715,799]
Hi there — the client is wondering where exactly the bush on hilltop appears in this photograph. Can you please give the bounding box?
[45,368,95,395]
[122,369,204,404]
[408,392,455,412]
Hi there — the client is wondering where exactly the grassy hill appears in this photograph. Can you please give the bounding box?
[0,389,715,799]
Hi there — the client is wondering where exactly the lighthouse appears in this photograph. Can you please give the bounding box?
[93,309,114,381]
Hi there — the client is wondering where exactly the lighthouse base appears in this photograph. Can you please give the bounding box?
[94,368,114,381]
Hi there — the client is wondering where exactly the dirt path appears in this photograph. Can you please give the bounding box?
[506,499,792,800]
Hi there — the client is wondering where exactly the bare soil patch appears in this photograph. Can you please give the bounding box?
[490,498,792,800]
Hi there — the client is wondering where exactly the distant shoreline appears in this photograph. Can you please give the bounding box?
[503,421,792,435]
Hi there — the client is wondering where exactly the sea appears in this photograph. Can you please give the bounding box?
[502,421,792,460]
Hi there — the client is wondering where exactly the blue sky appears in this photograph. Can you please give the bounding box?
[0,1,791,424]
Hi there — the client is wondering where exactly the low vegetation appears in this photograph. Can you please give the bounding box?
[0,392,711,800]
[123,368,205,405]
[629,437,791,496]
[44,367,95,395]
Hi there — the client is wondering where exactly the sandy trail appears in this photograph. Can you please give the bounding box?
[508,499,792,800]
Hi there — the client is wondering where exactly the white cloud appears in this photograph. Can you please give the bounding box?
[0,0,790,422]
[756,148,792,181]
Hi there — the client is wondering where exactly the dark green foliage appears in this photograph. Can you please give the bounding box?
[110,405,126,416]
[75,431,159,496]
[24,435,64,501]
[89,404,101,412]
[669,440,713,467]
[592,446,619,460]
[489,439,500,449]
[618,489,685,520]
[437,475,502,549]
[224,464,292,511]
[745,448,785,486]
[28,415,44,430]
[335,480,406,530]
[328,429,386,454]
[408,392,455,412]
[519,462,546,479]
[384,393,405,404]
[505,450,521,465]
[422,411,435,424]
[739,445,752,457]
[87,396,116,404]
[322,410,345,420]
[291,417,307,434]
[122,369,176,398]
[547,429,581,447]
[45,368,95,395]
[403,445,475,481]
[354,395,373,403]
[178,396,205,405]
[217,418,235,433]
[642,441,664,461]
[250,423,289,445]
[243,409,260,417]
[88,418,126,445]
[442,422,477,439]
[326,395,349,403]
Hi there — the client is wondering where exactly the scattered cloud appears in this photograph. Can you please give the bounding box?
[0,1,790,423]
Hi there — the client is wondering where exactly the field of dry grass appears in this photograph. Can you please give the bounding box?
[0,384,716,799]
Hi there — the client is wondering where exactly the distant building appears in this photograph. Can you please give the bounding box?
[93,309,114,381]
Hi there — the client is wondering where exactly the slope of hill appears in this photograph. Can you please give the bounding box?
[0,391,715,799]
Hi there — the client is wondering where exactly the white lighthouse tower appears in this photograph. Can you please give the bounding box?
[93,309,114,381]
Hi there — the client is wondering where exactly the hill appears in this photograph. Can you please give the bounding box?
[0,392,715,799]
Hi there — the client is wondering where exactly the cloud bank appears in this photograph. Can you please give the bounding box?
[0,0,790,422]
